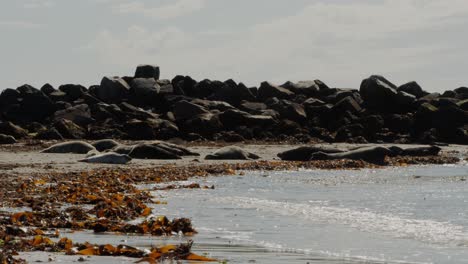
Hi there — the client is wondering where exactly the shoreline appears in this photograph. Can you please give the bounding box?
[0,141,466,263]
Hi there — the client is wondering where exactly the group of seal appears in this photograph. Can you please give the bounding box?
[277,145,442,164]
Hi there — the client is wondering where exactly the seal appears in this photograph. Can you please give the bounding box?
[92,139,120,152]
[79,152,132,164]
[277,146,344,161]
[41,141,96,154]
[205,146,260,160]
[128,144,182,159]
[310,146,393,165]
[389,145,441,157]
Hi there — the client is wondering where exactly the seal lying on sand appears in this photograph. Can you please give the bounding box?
[128,144,182,159]
[79,152,131,164]
[389,145,441,157]
[41,141,96,154]
[205,146,260,160]
[277,146,344,161]
[92,139,120,152]
[310,146,393,165]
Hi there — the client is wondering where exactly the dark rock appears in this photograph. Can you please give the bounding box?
[442,90,457,98]
[211,80,256,106]
[219,109,276,129]
[53,104,94,127]
[59,84,87,101]
[258,82,294,101]
[0,122,28,138]
[54,119,86,139]
[280,80,319,96]
[34,128,64,140]
[123,119,158,140]
[96,76,130,103]
[129,78,159,106]
[0,134,16,144]
[270,100,307,123]
[119,102,158,120]
[40,83,55,95]
[360,75,399,112]
[182,113,223,136]
[359,115,384,136]
[457,99,468,111]
[239,101,267,114]
[135,64,160,79]
[398,81,428,98]
[48,91,69,102]
[173,100,209,120]
[172,75,196,96]
[335,124,365,142]
[191,99,235,112]
[331,96,362,116]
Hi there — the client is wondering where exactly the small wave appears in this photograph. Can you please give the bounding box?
[212,196,468,246]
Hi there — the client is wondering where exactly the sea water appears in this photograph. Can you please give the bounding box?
[151,162,468,263]
[20,162,468,263]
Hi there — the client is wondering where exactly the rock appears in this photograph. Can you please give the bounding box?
[0,122,28,138]
[53,119,86,139]
[16,87,56,121]
[335,124,365,142]
[360,75,398,112]
[172,75,196,96]
[173,100,209,120]
[219,109,277,130]
[59,84,87,101]
[181,113,223,136]
[277,146,344,161]
[129,78,159,105]
[281,80,318,96]
[398,81,428,98]
[40,83,55,95]
[311,146,393,165]
[96,76,130,103]
[0,134,16,144]
[205,146,260,160]
[191,99,235,112]
[211,80,256,106]
[53,104,94,127]
[458,99,468,111]
[359,115,384,136]
[34,128,64,140]
[135,64,160,79]
[79,152,131,164]
[258,82,295,101]
[331,96,362,115]
[128,144,182,159]
[41,141,96,154]
[92,139,120,152]
[123,119,158,140]
[239,101,267,114]
[269,100,307,123]
[119,102,158,120]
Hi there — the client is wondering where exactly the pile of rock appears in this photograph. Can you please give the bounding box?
[0,65,466,144]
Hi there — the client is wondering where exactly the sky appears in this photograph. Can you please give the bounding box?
[1,0,468,92]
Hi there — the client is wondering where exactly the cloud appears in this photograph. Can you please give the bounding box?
[112,0,207,20]
[87,0,468,91]
[0,20,43,29]
[22,0,54,9]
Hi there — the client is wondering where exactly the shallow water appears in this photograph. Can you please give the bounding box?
[20,162,468,263]
[151,162,468,264]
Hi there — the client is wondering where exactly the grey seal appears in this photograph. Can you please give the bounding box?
[205,146,260,160]
[310,146,393,165]
[41,141,96,154]
[277,146,344,161]
[79,152,131,164]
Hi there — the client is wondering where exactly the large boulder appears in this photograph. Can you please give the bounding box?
[211,80,256,106]
[53,104,94,127]
[95,76,130,103]
[53,119,86,139]
[171,75,196,96]
[40,83,55,95]
[59,84,87,101]
[280,80,319,96]
[360,75,399,112]
[134,64,160,79]
[173,100,209,121]
[398,81,428,98]
[219,109,276,129]
[0,122,28,138]
[34,128,64,140]
[13,85,56,121]
[258,82,294,101]
[269,100,307,123]
[181,113,223,136]
[129,78,159,106]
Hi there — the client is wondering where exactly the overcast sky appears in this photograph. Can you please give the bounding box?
[1,0,468,92]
